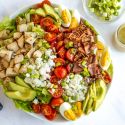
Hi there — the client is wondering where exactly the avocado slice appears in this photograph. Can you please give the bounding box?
[5,90,36,101]
[15,76,30,88]
[35,8,46,17]
[93,79,107,111]
[85,98,94,115]
[30,8,46,17]
[43,4,61,24]
[8,82,30,93]
[83,91,90,113]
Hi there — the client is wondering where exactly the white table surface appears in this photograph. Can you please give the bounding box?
[0,0,125,125]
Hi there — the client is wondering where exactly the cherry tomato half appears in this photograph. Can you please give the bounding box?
[44,33,57,43]
[36,0,51,8]
[49,85,63,98]
[31,14,41,24]
[54,58,65,66]
[58,46,66,59]
[57,33,64,41]
[66,48,76,62]
[50,75,58,84]
[56,41,64,50]
[51,98,64,107]
[102,71,112,84]
[50,41,57,49]
[54,66,67,79]
[45,108,57,121]
[40,17,53,28]
[41,104,52,116]
[32,104,41,114]
[46,24,59,33]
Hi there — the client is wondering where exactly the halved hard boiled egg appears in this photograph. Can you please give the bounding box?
[99,47,111,70]
[59,102,76,121]
[58,5,71,27]
[70,9,81,29]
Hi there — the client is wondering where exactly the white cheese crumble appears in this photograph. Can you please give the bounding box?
[33,98,39,104]
[24,49,56,88]
[62,74,88,103]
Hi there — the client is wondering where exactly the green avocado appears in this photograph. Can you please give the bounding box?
[43,4,61,25]
[15,76,30,88]
[8,82,30,93]
[83,91,90,113]
[30,8,46,17]
[35,8,46,17]
[5,90,36,101]
[85,98,94,115]
[92,79,107,111]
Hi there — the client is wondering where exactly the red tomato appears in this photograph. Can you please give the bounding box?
[54,66,67,79]
[44,33,57,43]
[40,17,53,28]
[36,0,51,8]
[51,98,64,107]
[46,25,59,33]
[57,33,64,41]
[58,46,66,58]
[49,86,63,98]
[41,104,52,116]
[66,63,73,73]
[50,41,57,48]
[45,109,57,121]
[32,104,41,114]
[54,58,65,66]
[50,75,58,84]
[31,14,41,24]
[103,71,112,84]
[56,41,64,50]
[66,48,76,62]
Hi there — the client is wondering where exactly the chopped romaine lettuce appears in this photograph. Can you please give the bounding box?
[32,25,44,37]
[14,100,33,112]
[0,17,15,31]
[36,88,52,104]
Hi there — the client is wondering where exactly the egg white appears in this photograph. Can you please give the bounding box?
[58,5,71,27]
[71,9,81,24]
[59,102,72,120]
[99,48,111,70]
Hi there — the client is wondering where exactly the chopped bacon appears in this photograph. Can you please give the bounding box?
[88,63,100,76]
[72,62,83,73]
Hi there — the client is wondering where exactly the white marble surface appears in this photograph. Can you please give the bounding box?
[0,0,125,125]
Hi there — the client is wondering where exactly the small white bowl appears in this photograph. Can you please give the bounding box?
[115,23,125,49]
[82,0,125,23]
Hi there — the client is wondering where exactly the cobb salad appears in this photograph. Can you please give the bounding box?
[0,0,113,121]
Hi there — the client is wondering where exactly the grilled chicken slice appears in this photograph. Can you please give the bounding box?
[14,63,21,73]
[0,49,13,62]
[9,59,14,68]
[19,63,28,73]
[17,35,24,48]
[0,30,10,39]
[7,42,19,52]
[14,54,24,64]
[17,24,27,32]
[24,32,37,45]
[0,70,6,78]
[13,32,22,39]
[33,50,42,58]
[1,59,9,69]
[6,68,17,76]
[26,48,35,58]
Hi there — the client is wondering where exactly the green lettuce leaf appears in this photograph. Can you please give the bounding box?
[0,17,15,31]
[14,100,33,112]
[32,25,45,37]
[36,88,52,104]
